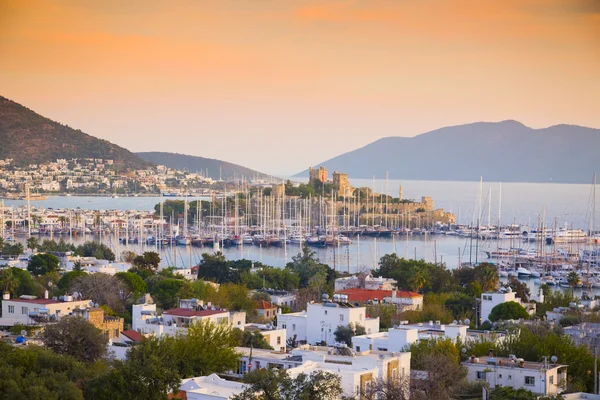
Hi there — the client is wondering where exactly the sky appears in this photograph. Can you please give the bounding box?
[1,0,599,176]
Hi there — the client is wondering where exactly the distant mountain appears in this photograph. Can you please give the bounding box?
[295,120,600,184]
[0,96,149,170]
[136,152,272,181]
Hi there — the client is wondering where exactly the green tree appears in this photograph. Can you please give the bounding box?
[26,236,39,252]
[2,242,24,257]
[0,236,4,252]
[504,277,531,302]
[233,368,343,400]
[115,272,147,303]
[133,251,161,273]
[27,253,60,276]
[173,319,242,377]
[333,323,366,346]
[488,301,529,322]
[42,316,109,363]
[566,271,580,295]
[234,329,273,349]
[287,246,331,288]
[56,270,88,294]
[75,241,115,261]
[0,268,19,294]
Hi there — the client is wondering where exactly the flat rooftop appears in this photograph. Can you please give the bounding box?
[463,356,566,370]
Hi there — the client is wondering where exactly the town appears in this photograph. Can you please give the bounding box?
[1,232,599,399]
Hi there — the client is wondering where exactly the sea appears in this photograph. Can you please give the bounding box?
[2,179,597,280]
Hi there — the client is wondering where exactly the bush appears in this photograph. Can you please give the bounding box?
[489,301,529,322]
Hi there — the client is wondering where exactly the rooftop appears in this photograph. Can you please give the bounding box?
[5,297,88,305]
[163,308,229,318]
[121,330,144,342]
[336,288,422,302]
[463,356,566,370]
[256,300,276,310]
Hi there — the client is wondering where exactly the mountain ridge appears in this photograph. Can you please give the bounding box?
[0,96,149,169]
[136,151,272,181]
[295,121,600,183]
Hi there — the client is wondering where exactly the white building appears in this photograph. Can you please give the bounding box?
[132,299,246,338]
[481,290,537,323]
[0,293,92,327]
[234,344,410,399]
[334,274,397,291]
[463,355,567,396]
[257,289,297,309]
[277,301,379,345]
[353,322,509,353]
[178,374,249,400]
[244,323,286,352]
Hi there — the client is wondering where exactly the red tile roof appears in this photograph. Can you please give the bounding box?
[256,300,276,310]
[121,330,144,342]
[336,289,422,303]
[163,308,228,318]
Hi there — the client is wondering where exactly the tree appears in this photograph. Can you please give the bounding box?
[115,272,147,303]
[360,375,412,400]
[0,236,4,252]
[71,273,124,311]
[412,353,467,400]
[488,301,529,322]
[27,253,60,276]
[56,270,88,293]
[234,328,273,349]
[42,316,108,363]
[504,277,531,302]
[75,241,115,261]
[133,251,161,273]
[567,271,580,295]
[287,247,330,288]
[1,242,24,257]
[26,236,39,252]
[0,268,19,294]
[334,323,367,346]
[232,368,343,400]
[121,250,136,263]
[173,320,242,377]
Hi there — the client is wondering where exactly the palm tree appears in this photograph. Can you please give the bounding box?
[0,269,18,295]
[408,268,428,292]
[476,263,500,292]
[31,214,42,228]
[567,271,580,295]
[0,236,4,252]
[27,236,39,252]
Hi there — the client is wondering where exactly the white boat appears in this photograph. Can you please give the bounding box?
[547,228,588,244]
[516,267,532,277]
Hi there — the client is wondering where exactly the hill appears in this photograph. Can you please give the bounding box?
[136,152,272,181]
[0,96,149,169]
[295,120,600,183]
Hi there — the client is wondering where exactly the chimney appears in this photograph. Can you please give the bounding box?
[2,292,9,300]
[44,290,49,299]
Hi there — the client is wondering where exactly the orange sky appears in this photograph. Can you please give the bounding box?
[1,0,599,175]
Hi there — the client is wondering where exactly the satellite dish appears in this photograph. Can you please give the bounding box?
[88,301,94,307]
[551,355,558,363]
[94,303,99,308]
[464,318,470,325]
[461,348,467,354]
[452,320,458,325]
[20,330,27,336]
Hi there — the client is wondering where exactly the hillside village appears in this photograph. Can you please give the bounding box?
[0,240,599,399]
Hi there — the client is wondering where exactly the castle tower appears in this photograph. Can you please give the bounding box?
[399,185,403,202]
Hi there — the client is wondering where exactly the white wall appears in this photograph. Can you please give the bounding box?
[481,292,517,323]
[465,363,562,395]
[278,312,308,342]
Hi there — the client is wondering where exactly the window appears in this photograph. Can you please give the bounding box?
[525,376,535,386]
[8,305,14,314]
[324,310,328,315]
[340,314,344,322]
[508,375,512,380]
[277,337,281,345]
[292,324,296,331]
[498,374,502,379]
[282,324,287,329]
[476,371,486,380]
[22,307,28,314]
[356,346,361,352]
[549,376,554,385]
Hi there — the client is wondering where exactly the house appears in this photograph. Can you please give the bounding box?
[480,290,537,324]
[234,343,410,399]
[132,299,246,338]
[176,373,249,400]
[334,289,423,310]
[256,289,296,309]
[0,292,91,327]
[462,353,567,396]
[352,322,509,353]
[72,307,124,339]
[334,274,397,291]
[277,300,380,345]
[256,300,278,321]
[244,323,286,352]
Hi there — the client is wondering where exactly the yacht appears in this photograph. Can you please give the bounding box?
[547,229,588,244]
